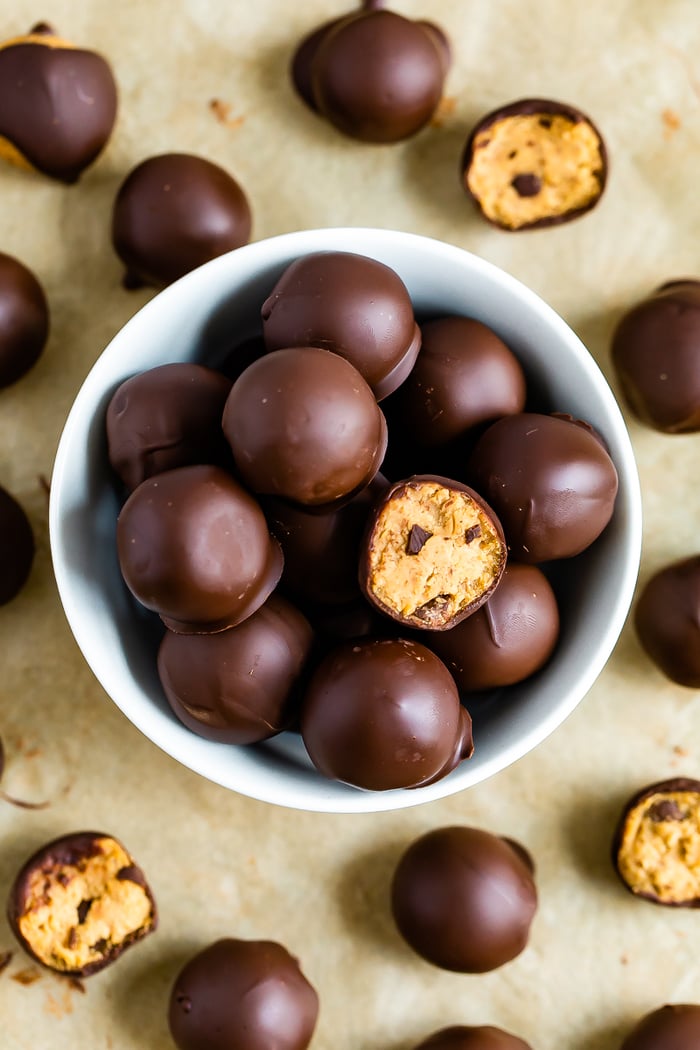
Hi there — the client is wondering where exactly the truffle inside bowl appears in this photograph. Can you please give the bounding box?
[49,228,642,814]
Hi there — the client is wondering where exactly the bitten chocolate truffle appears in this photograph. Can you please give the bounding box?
[106,363,233,492]
[223,347,387,508]
[112,153,252,289]
[301,638,473,790]
[620,1004,700,1050]
[261,251,420,399]
[429,563,559,691]
[8,831,156,976]
[0,23,117,183]
[414,1026,533,1050]
[169,938,319,1050]
[611,280,700,433]
[116,465,283,633]
[291,2,449,143]
[0,484,34,605]
[158,595,314,744]
[391,826,537,972]
[613,779,700,906]
[462,98,607,230]
[634,556,700,687]
[360,476,506,630]
[0,252,49,388]
[468,413,618,562]
[391,316,526,447]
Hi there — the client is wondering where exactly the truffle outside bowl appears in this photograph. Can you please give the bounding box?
[49,228,642,814]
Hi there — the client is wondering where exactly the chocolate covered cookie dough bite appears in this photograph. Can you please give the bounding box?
[634,556,700,687]
[169,938,318,1050]
[112,153,252,289]
[0,22,117,182]
[301,638,473,790]
[414,1027,533,1050]
[291,0,450,142]
[261,251,420,400]
[462,98,607,230]
[360,475,507,630]
[611,280,700,433]
[620,1004,700,1050]
[0,484,34,605]
[0,252,49,388]
[391,826,537,972]
[8,832,156,976]
[613,779,700,906]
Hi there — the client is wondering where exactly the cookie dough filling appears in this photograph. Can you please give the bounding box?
[11,833,156,974]
[362,477,506,630]
[465,109,605,230]
[614,782,700,905]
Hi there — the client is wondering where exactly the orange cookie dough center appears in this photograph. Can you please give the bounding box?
[617,791,700,904]
[17,837,154,972]
[367,480,503,628]
[467,113,604,229]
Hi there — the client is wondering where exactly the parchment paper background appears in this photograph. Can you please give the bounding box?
[1,1,699,1047]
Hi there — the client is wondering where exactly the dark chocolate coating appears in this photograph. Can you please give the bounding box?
[612,778,700,906]
[222,347,387,508]
[106,363,233,492]
[116,465,283,633]
[611,280,700,433]
[634,556,700,687]
[620,1004,700,1050]
[461,98,607,231]
[7,831,156,976]
[300,638,473,790]
[261,251,420,399]
[290,17,343,113]
[264,475,388,606]
[0,31,117,182]
[300,7,447,143]
[169,938,319,1050]
[0,485,34,605]
[391,826,537,972]
[112,153,252,289]
[219,335,266,383]
[468,412,618,562]
[391,316,526,447]
[414,1026,533,1050]
[428,563,559,691]
[158,594,314,744]
[0,252,49,387]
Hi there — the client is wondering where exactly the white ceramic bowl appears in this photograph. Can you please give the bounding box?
[49,228,642,813]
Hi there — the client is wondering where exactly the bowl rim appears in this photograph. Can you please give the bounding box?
[49,227,643,814]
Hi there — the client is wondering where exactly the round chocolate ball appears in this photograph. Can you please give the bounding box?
[106,363,233,492]
[0,24,117,183]
[392,317,527,447]
[468,412,618,562]
[158,594,314,743]
[261,251,420,399]
[0,252,49,388]
[222,347,387,508]
[116,465,283,633]
[111,153,252,289]
[620,1004,700,1050]
[0,485,34,605]
[391,826,538,972]
[611,280,700,433]
[414,1026,533,1050]
[300,638,473,790]
[299,7,448,143]
[428,563,560,691]
[634,556,700,688]
[264,475,388,606]
[169,938,319,1050]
